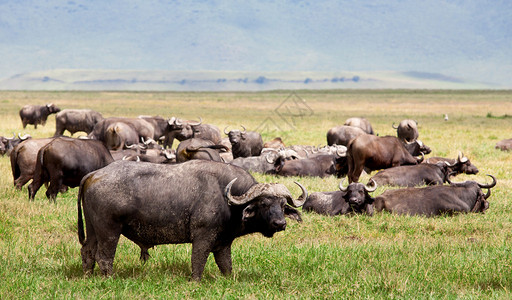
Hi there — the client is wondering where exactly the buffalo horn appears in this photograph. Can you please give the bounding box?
[175,118,183,126]
[223,126,230,135]
[458,151,468,163]
[265,153,276,164]
[477,174,497,189]
[289,181,308,208]
[168,117,176,126]
[484,188,491,200]
[416,152,425,163]
[225,178,257,206]
[364,179,378,192]
[189,117,202,126]
[240,125,246,134]
[18,133,31,140]
[392,122,398,129]
[339,178,348,192]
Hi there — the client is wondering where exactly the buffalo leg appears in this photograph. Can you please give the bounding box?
[27,181,43,201]
[190,238,216,281]
[14,174,32,190]
[81,232,98,275]
[46,174,63,202]
[213,245,232,276]
[95,226,122,276]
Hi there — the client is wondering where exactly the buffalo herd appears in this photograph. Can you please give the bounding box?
[0,103,504,280]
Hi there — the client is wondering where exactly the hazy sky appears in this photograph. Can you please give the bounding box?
[1,0,511,87]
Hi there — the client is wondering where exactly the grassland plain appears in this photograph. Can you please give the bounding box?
[0,90,511,299]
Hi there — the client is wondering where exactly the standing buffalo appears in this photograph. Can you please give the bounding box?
[28,137,113,201]
[88,117,155,145]
[327,125,367,146]
[224,126,263,159]
[303,179,377,215]
[495,139,512,151]
[77,160,307,280]
[344,117,374,135]
[104,122,139,150]
[347,135,424,183]
[1,133,32,156]
[393,119,419,142]
[54,109,104,137]
[10,138,55,190]
[374,175,497,216]
[19,104,61,129]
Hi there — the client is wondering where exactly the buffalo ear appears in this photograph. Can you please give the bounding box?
[242,204,257,221]
[284,205,302,222]
[366,195,375,204]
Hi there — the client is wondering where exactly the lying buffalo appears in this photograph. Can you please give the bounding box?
[369,162,452,187]
[303,179,377,215]
[277,154,347,178]
[374,174,497,216]
[176,138,229,163]
[28,137,113,201]
[495,139,512,151]
[19,103,61,129]
[78,160,307,281]
[424,152,479,175]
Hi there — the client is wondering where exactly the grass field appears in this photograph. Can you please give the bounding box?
[0,90,511,298]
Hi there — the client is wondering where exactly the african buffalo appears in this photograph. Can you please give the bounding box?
[393,119,419,142]
[88,117,155,145]
[10,138,55,190]
[224,126,263,159]
[369,162,452,187]
[19,103,61,129]
[425,152,479,175]
[277,154,347,178]
[344,117,374,135]
[175,138,229,163]
[28,137,113,201]
[165,118,221,148]
[303,179,377,215]
[403,139,431,156]
[77,160,307,280]
[0,133,31,156]
[263,137,286,149]
[327,125,367,146]
[54,109,104,136]
[104,122,139,150]
[374,174,497,216]
[495,139,512,151]
[347,135,424,183]
[230,151,281,174]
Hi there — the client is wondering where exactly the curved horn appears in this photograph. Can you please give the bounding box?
[336,147,347,157]
[416,152,425,163]
[458,151,468,163]
[175,118,183,126]
[136,156,140,162]
[240,125,246,134]
[125,143,136,149]
[265,153,276,164]
[122,155,129,160]
[189,117,202,126]
[392,122,398,129]
[364,179,378,192]
[18,133,31,140]
[288,181,308,208]
[168,117,176,126]
[338,178,348,192]
[477,174,497,189]
[225,178,253,206]
[224,126,230,135]
[443,160,456,167]
[484,188,491,200]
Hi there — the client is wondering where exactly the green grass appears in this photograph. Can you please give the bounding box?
[1,90,512,298]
